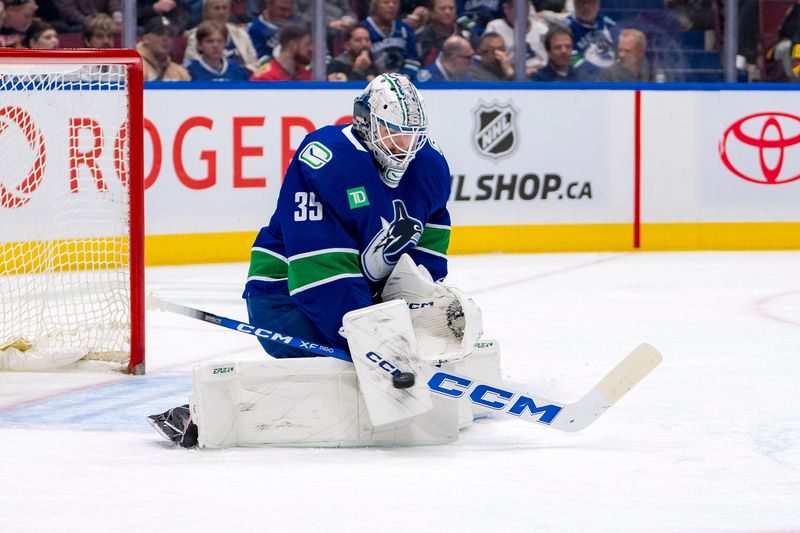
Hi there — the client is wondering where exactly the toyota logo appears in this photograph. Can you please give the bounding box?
[0,106,46,208]
[719,112,800,185]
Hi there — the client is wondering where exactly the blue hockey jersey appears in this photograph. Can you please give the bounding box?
[248,15,301,60]
[243,124,452,351]
[564,13,619,70]
[185,58,250,81]
[362,17,421,78]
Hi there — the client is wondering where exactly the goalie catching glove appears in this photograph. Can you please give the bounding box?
[380,254,482,363]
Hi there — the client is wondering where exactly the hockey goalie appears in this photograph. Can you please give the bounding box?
[149,74,500,448]
[149,74,662,448]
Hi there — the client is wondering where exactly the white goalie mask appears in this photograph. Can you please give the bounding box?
[353,73,429,188]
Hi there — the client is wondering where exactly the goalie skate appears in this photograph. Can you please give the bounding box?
[147,405,198,448]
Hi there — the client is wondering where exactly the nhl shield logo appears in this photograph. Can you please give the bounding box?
[472,100,518,159]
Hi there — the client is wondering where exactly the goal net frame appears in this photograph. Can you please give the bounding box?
[0,49,145,374]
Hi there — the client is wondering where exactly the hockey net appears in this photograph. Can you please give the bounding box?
[0,50,144,374]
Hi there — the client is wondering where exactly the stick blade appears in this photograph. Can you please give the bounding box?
[594,342,663,405]
[552,343,663,432]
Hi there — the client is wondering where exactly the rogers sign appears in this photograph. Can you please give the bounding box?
[0,106,46,208]
[719,112,800,185]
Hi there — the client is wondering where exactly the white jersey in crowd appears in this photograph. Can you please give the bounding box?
[485,14,549,70]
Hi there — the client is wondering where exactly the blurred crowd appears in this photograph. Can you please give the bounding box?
[0,0,797,82]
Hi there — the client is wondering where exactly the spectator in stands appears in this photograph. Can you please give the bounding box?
[468,30,513,80]
[186,20,251,80]
[228,0,252,23]
[560,0,617,73]
[363,0,421,78]
[296,0,356,38]
[250,21,311,80]
[137,16,191,81]
[1,0,38,47]
[138,0,190,36]
[352,0,428,27]
[185,0,203,29]
[406,2,430,31]
[52,0,121,32]
[184,0,259,73]
[736,0,760,70]
[248,0,300,60]
[327,22,378,80]
[83,12,115,47]
[485,0,548,76]
[23,18,57,47]
[415,33,473,81]
[456,0,502,35]
[771,0,800,80]
[599,28,657,82]
[416,0,477,66]
[0,2,6,34]
[532,25,589,81]
[665,0,713,31]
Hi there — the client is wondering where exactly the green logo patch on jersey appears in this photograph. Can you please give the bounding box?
[347,186,370,209]
[299,141,332,169]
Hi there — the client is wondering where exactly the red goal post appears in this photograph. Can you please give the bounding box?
[0,49,145,374]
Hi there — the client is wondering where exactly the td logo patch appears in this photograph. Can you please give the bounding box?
[299,141,332,169]
[347,186,369,209]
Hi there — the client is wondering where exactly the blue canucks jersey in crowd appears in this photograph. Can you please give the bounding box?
[243,124,452,353]
[248,15,301,59]
[186,58,250,81]
[363,17,421,78]
[564,13,619,71]
[415,57,473,82]
[456,0,502,33]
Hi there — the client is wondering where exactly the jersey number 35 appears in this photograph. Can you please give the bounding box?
[294,192,323,222]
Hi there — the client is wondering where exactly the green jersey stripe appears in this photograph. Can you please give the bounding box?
[288,247,358,262]
[289,273,364,296]
[249,248,289,280]
[288,250,362,293]
[252,246,288,262]
[417,225,450,255]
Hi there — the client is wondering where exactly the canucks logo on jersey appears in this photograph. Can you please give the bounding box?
[362,199,423,281]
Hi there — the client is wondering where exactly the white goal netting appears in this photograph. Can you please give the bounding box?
[0,62,138,371]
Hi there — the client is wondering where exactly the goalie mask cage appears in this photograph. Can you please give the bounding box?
[0,50,144,374]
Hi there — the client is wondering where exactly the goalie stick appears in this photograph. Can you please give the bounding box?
[147,293,662,432]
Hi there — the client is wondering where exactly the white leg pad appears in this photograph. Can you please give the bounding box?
[190,356,458,448]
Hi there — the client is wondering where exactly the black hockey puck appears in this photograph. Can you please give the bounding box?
[392,372,415,389]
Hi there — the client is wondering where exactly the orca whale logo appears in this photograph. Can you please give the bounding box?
[362,199,423,281]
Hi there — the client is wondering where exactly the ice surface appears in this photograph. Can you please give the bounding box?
[1,252,799,532]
